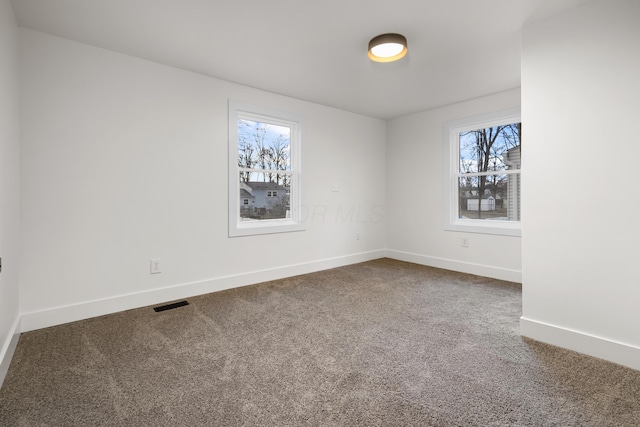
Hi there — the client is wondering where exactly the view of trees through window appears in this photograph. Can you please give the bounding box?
[458,123,521,221]
[237,119,292,220]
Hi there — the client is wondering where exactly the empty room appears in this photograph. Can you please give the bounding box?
[1,0,639,425]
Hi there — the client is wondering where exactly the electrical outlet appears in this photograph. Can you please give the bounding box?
[356,232,360,240]
[150,258,162,274]
[461,237,469,248]
[331,183,339,192]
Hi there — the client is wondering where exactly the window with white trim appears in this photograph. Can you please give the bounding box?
[228,101,303,237]
[444,108,521,236]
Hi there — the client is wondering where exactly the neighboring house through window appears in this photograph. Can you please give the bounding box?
[228,101,303,237]
[443,107,521,236]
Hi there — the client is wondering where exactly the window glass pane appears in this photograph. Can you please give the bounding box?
[459,123,521,174]
[239,173,291,221]
[238,119,291,173]
[444,108,521,236]
[229,101,302,237]
[458,173,520,221]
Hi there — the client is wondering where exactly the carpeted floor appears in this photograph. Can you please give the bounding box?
[1,258,639,426]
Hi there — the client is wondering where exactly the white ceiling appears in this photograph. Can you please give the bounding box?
[10,0,592,119]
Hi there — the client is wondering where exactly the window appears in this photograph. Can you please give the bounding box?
[444,108,521,236]
[228,101,303,237]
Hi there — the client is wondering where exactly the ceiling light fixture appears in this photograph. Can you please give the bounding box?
[368,33,408,63]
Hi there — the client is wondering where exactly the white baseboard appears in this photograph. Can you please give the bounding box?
[520,317,640,371]
[20,250,386,333]
[0,316,21,388]
[384,249,522,283]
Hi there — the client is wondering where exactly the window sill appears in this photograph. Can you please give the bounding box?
[445,219,521,237]
[229,219,305,237]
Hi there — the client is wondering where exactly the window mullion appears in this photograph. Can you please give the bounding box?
[454,170,520,178]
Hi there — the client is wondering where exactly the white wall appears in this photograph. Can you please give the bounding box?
[0,0,21,384]
[19,29,387,331]
[521,0,640,370]
[386,89,522,282]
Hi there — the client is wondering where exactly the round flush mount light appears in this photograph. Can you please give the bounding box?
[368,33,408,62]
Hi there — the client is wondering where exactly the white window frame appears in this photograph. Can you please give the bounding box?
[228,100,304,237]
[443,107,521,237]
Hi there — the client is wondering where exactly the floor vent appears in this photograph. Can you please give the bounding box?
[153,300,189,312]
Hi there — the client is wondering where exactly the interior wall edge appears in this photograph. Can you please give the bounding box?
[19,250,386,333]
[384,249,522,283]
[520,317,640,372]
[0,316,21,388]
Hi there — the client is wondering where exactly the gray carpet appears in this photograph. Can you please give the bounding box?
[1,258,639,426]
